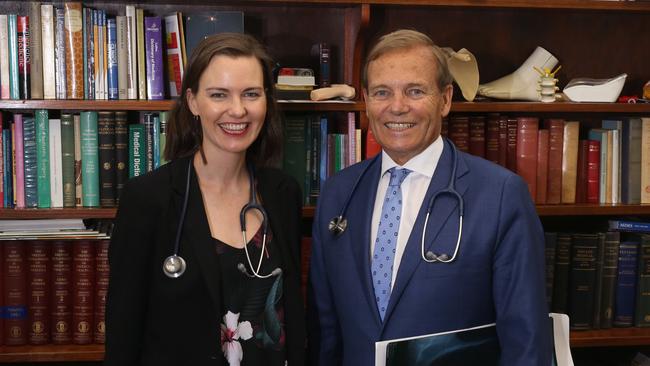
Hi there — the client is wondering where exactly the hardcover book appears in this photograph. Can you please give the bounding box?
[17,15,30,100]
[35,109,51,208]
[51,240,73,344]
[27,240,51,344]
[115,111,129,201]
[30,2,44,100]
[61,114,76,207]
[144,17,164,100]
[64,2,84,99]
[72,240,95,344]
[80,111,99,207]
[98,111,116,207]
[94,240,109,343]
[41,4,56,100]
[3,240,27,345]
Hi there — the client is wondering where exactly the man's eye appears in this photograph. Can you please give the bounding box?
[372,90,390,99]
[407,88,426,97]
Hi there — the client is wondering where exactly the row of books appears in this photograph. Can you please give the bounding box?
[282,112,361,205]
[0,109,168,209]
[0,2,243,100]
[545,221,650,331]
[441,115,650,205]
[0,239,109,346]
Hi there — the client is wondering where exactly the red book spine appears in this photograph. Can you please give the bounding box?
[506,118,518,171]
[498,116,508,167]
[546,119,565,204]
[575,140,590,204]
[485,115,500,164]
[3,241,27,345]
[364,128,381,159]
[17,16,31,100]
[516,117,539,199]
[449,116,469,152]
[52,240,72,344]
[469,116,486,158]
[536,129,549,204]
[73,240,95,344]
[94,240,109,344]
[27,240,50,344]
[587,140,601,203]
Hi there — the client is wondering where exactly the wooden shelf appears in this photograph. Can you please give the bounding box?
[571,328,650,348]
[366,0,650,11]
[0,99,365,112]
[536,204,650,217]
[450,102,650,114]
[0,344,104,362]
[0,208,117,219]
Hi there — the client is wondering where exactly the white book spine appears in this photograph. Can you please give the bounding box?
[41,5,56,99]
[49,119,64,208]
[125,5,137,99]
[116,16,128,100]
[0,15,9,99]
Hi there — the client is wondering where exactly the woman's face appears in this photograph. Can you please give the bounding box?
[187,55,267,159]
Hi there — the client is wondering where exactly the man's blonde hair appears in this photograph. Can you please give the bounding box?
[362,29,453,91]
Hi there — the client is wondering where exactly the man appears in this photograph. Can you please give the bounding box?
[308,29,551,365]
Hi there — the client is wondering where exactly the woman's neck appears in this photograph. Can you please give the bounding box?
[193,150,249,192]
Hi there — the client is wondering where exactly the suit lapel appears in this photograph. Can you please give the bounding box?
[383,140,469,326]
[346,156,383,324]
[170,157,223,316]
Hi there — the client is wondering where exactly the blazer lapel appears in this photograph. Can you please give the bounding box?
[383,140,470,326]
[346,156,383,324]
[170,157,223,316]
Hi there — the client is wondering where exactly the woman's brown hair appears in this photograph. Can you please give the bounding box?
[164,33,281,167]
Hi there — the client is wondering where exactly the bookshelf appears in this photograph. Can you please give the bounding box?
[0,0,648,364]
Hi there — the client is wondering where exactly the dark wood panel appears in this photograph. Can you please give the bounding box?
[0,208,117,219]
[368,6,650,98]
[537,204,650,217]
[0,345,103,362]
[571,328,650,348]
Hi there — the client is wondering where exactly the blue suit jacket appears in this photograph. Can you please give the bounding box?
[308,139,552,366]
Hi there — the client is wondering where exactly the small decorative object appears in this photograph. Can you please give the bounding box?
[310,84,356,101]
[563,73,627,103]
[643,80,650,100]
[534,65,561,103]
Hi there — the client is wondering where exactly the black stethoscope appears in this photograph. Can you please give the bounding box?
[162,160,280,279]
[328,138,464,263]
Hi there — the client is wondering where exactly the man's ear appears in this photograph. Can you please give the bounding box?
[440,84,453,117]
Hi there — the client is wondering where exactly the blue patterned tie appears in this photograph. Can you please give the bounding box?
[372,167,411,321]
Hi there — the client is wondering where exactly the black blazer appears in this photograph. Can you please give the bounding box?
[105,157,306,366]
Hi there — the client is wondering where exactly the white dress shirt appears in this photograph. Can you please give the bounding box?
[370,136,444,289]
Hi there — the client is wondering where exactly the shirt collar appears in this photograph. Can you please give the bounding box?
[380,136,444,179]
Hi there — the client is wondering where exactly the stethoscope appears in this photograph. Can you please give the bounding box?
[162,160,280,279]
[328,138,464,263]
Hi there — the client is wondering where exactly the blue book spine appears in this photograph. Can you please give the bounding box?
[144,17,164,100]
[613,241,639,327]
[107,18,118,100]
[23,117,38,208]
[152,115,160,169]
[319,116,328,187]
[609,220,650,233]
[3,129,13,207]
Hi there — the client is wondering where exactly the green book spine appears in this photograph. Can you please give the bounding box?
[635,234,650,327]
[128,124,145,178]
[8,14,19,99]
[61,113,76,207]
[282,114,306,199]
[35,109,51,208]
[80,111,99,207]
[159,111,168,165]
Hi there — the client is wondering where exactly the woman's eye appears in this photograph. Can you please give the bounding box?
[243,91,261,99]
[210,92,227,99]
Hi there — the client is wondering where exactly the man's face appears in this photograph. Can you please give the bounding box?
[364,46,452,166]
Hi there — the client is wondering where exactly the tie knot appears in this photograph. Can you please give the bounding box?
[388,167,411,187]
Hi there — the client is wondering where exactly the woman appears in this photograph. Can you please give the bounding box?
[105,33,306,366]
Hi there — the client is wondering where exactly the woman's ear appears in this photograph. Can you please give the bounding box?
[186,88,198,116]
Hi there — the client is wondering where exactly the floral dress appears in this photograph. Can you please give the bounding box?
[215,227,286,366]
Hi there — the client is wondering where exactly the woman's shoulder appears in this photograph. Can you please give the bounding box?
[256,166,300,194]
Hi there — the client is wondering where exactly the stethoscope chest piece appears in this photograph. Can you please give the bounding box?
[163,254,186,278]
[328,215,348,236]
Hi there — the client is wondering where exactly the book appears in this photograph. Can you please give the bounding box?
[586,140,601,203]
[27,240,50,344]
[468,115,486,158]
[642,118,650,203]
[35,109,51,208]
[17,15,30,100]
[74,114,82,206]
[0,15,9,99]
[51,240,72,344]
[568,233,600,329]
[64,2,84,99]
[164,13,185,97]
[609,220,650,233]
[144,17,164,100]
[536,129,549,204]
[375,323,499,366]
[552,233,571,313]
[61,114,76,207]
[13,114,24,208]
[3,240,27,345]
[621,118,642,204]
[125,5,137,100]
[94,240,109,343]
[54,7,67,100]
[30,2,43,100]
[72,240,94,344]
[561,121,580,204]
[635,234,650,327]
[24,116,38,208]
[613,240,639,327]
[516,117,538,199]
[311,42,330,88]
[49,119,64,208]
[41,4,56,100]
[80,112,99,207]
[600,231,620,328]
[546,119,564,204]
[106,18,118,100]
[115,16,128,100]
[136,8,146,101]
[128,123,145,178]
[98,111,116,207]
[485,114,500,164]
[115,111,128,201]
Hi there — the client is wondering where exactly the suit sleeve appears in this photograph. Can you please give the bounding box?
[307,183,343,365]
[104,180,157,366]
[492,174,552,366]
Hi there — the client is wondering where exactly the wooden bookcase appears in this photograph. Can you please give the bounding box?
[0,0,649,363]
